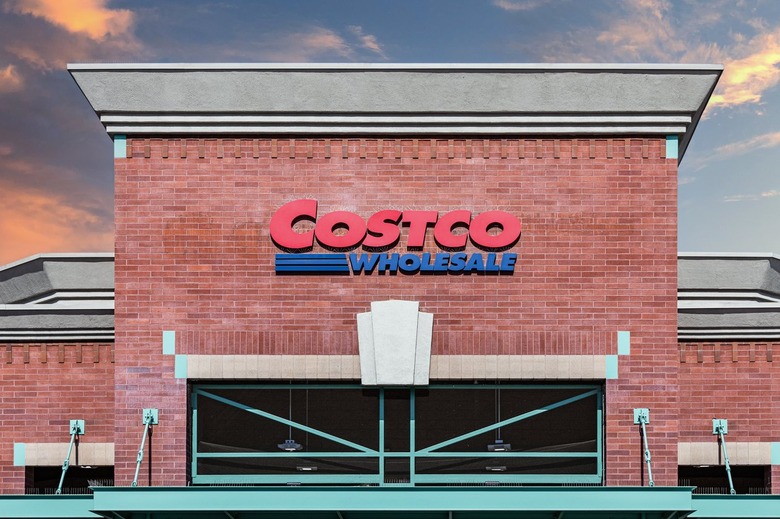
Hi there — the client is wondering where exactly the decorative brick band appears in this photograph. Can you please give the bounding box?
[679,342,777,363]
[174,330,617,356]
[2,343,114,364]
[122,138,667,161]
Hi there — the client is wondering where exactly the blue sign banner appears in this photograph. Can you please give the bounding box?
[275,253,516,274]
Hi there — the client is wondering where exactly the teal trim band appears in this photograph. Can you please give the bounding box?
[411,474,602,484]
[192,474,382,485]
[194,450,596,459]
[617,331,630,355]
[606,355,619,379]
[691,494,780,518]
[88,486,696,515]
[0,495,99,518]
[666,135,679,160]
[772,442,780,465]
[113,135,126,159]
[174,354,188,378]
[13,443,25,466]
[162,330,175,355]
[196,383,598,390]
[197,451,381,459]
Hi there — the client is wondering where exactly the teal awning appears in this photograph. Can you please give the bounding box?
[1,495,99,518]
[2,487,779,519]
[690,495,780,518]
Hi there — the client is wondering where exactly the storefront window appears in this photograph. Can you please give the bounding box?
[190,384,603,486]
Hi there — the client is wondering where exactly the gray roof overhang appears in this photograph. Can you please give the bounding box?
[679,253,780,340]
[68,63,722,162]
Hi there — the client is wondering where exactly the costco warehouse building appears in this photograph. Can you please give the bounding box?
[2,63,780,518]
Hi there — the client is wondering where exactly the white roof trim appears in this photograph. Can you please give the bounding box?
[678,252,780,260]
[679,301,780,309]
[0,302,114,311]
[68,62,724,72]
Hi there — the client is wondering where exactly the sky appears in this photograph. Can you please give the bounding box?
[1,0,780,265]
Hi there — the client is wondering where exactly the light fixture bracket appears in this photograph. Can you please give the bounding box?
[70,420,86,435]
[278,439,303,451]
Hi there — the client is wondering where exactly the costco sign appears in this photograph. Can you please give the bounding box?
[270,199,520,274]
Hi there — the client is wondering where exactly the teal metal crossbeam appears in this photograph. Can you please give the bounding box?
[195,389,378,454]
[418,389,599,454]
[191,474,383,485]
[415,451,597,458]
[196,451,379,458]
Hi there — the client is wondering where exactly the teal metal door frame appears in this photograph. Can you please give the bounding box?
[191,384,603,486]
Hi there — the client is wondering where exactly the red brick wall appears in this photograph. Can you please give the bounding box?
[679,342,780,494]
[114,137,678,486]
[0,343,114,494]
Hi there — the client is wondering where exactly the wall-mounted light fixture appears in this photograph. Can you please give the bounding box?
[713,418,735,495]
[487,387,511,452]
[633,408,653,487]
[278,388,303,451]
[55,419,85,495]
[132,408,158,487]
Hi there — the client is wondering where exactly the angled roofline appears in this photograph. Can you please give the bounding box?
[68,62,722,162]
[0,252,114,276]
[0,253,114,342]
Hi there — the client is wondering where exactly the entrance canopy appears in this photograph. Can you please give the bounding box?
[4,486,780,519]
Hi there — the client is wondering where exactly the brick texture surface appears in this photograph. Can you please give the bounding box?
[112,137,679,487]
[0,343,114,494]
[679,342,780,494]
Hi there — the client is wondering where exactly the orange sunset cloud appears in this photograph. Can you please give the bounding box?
[0,181,112,264]
[709,31,780,109]
[5,0,134,40]
[0,64,23,93]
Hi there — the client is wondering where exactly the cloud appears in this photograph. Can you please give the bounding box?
[591,4,780,110]
[0,1,143,72]
[711,131,780,160]
[0,64,23,93]
[301,28,350,54]
[518,1,779,111]
[707,31,780,109]
[254,27,353,61]
[679,176,696,186]
[0,179,112,265]
[239,25,390,62]
[593,0,686,61]
[492,0,549,11]
[6,44,53,71]
[5,0,134,40]
[723,194,755,203]
[347,25,387,58]
[723,189,780,203]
